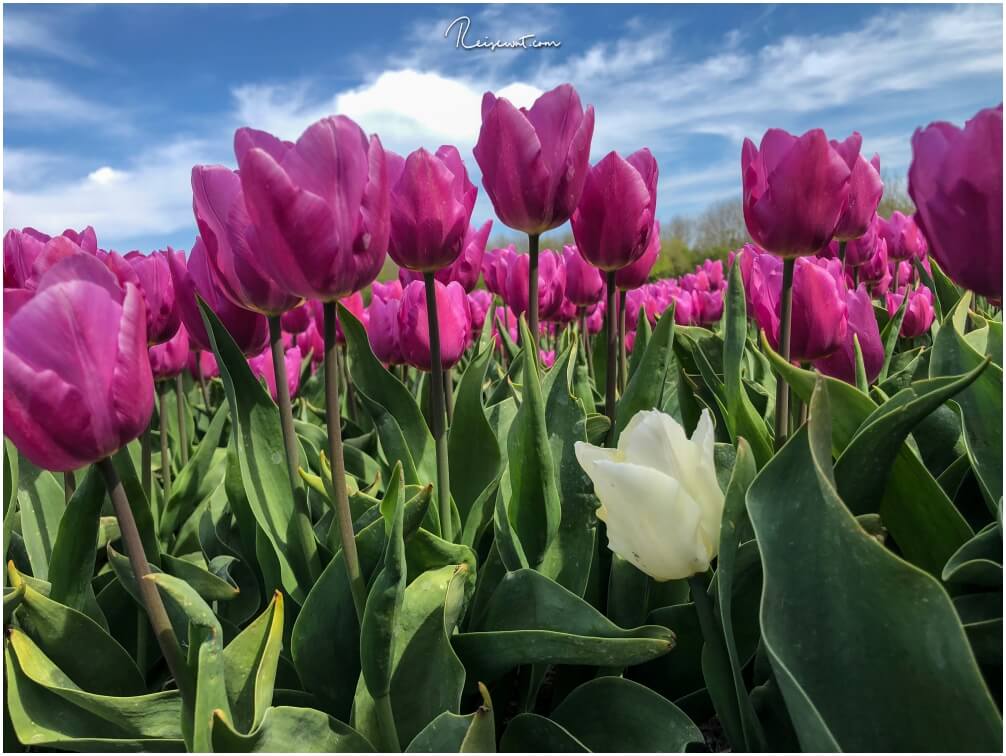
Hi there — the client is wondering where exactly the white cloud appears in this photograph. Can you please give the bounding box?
[4,74,126,129]
[3,12,96,65]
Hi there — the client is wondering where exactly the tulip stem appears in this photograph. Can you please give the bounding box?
[444,367,455,425]
[423,272,454,542]
[775,258,795,449]
[141,426,152,503]
[580,309,593,375]
[174,375,189,467]
[157,384,172,496]
[195,358,211,411]
[618,289,628,394]
[97,457,190,701]
[323,303,367,621]
[838,240,848,280]
[605,271,618,445]
[268,316,301,491]
[62,471,76,505]
[527,233,540,365]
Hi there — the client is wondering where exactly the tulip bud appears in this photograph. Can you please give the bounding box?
[830,134,884,241]
[562,244,604,308]
[814,285,884,385]
[467,289,493,336]
[188,350,219,380]
[572,149,659,271]
[149,323,190,380]
[248,345,303,401]
[886,286,936,339]
[615,221,661,290]
[4,254,154,471]
[116,250,181,345]
[481,244,518,297]
[876,211,927,262]
[281,302,314,335]
[504,249,566,320]
[398,280,471,371]
[909,104,1002,298]
[367,282,404,366]
[4,226,98,289]
[399,220,493,292]
[474,83,595,235]
[742,128,852,258]
[575,409,724,581]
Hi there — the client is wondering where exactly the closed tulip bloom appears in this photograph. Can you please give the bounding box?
[563,244,604,307]
[115,250,180,345]
[4,226,98,289]
[831,134,884,241]
[191,164,302,315]
[474,83,595,235]
[398,280,471,370]
[909,105,1002,298]
[367,283,404,365]
[540,349,556,369]
[572,149,659,271]
[389,146,477,272]
[693,289,725,326]
[504,249,566,320]
[742,128,852,258]
[294,321,324,365]
[281,302,314,335]
[188,350,219,380]
[701,259,725,290]
[843,217,883,267]
[334,291,367,344]
[467,289,493,336]
[481,245,518,296]
[149,323,190,380]
[234,118,391,301]
[399,220,493,292]
[887,286,936,339]
[575,409,724,581]
[857,237,889,283]
[876,211,928,261]
[248,345,303,401]
[4,254,154,472]
[585,303,604,334]
[814,286,884,385]
[615,221,660,290]
[167,240,269,357]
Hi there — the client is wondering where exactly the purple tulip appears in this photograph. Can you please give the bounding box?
[831,134,884,241]
[281,302,314,335]
[482,244,518,297]
[188,350,219,381]
[876,211,928,262]
[106,250,180,345]
[399,219,493,292]
[367,280,404,366]
[887,286,936,339]
[389,146,477,273]
[5,254,153,472]
[815,285,884,384]
[540,350,557,369]
[234,118,391,301]
[149,323,190,380]
[474,83,595,235]
[742,128,852,258]
[4,226,99,289]
[693,289,725,326]
[909,104,1002,298]
[504,249,566,320]
[248,344,303,401]
[562,244,604,308]
[701,259,725,290]
[467,289,493,337]
[571,149,659,271]
[615,221,660,290]
[398,280,471,371]
[191,164,302,316]
[585,303,604,334]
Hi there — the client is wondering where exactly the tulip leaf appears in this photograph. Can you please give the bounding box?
[627,306,652,382]
[449,345,502,524]
[493,480,528,572]
[927,258,964,318]
[762,333,971,574]
[222,591,283,733]
[746,378,1002,752]
[614,305,676,441]
[942,518,1002,588]
[160,403,228,539]
[199,300,318,603]
[4,629,183,750]
[500,713,588,752]
[550,676,703,752]
[210,706,374,752]
[15,457,65,581]
[878,290,909,382]
[930,294,1003,507]
[110,447,162,566]
[723,262,773,465]
[453,568,675,683]
[835,360,989,515]
[505,319,562,569]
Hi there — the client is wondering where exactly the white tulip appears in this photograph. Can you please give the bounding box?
[574,408,724,581]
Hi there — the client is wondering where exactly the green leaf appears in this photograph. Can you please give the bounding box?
[627,306,652,382]
[211,706,374,753]
[878,290,909,382]
[199,299,319,603]
[449,346,502,524]
[15,457,65,581]
[615,305,676,440]
[405,683,494,752]
[746,379,1002,751]
[930,294,1003,507]
[160,404,228,539]
[942,519,1002,589]
[110,447,161,567]
[550,676,703,752]
[500,713,588,752]
[506,318,561,568]
[453,568,674,683]
[223,591,284,733]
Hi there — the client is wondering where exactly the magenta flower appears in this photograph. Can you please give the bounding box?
[481,244,518,297]
[248,345,303,401]
[233,118,391,301]
[539,350,556,369]
[281,301,314,335]
[909,104,1002,298]
[191,164,302,315]
[467,289,493,336]
[334,292,367,344]
[571,149,659,271]
[831,134,884,241]
[887,286,936,339]
[815,285,884,385]
[742,128,852,258]
[367,280,404,366]
[615,220,660,290]
[504,249,566,320]
[398,219,493,293]
[4,254,153,472]
[474,83,595,235]
[389,146,477,273]
[104,250,180,345]
[398,280,471,371]
[188,350,219,380]
[295,321,325,365]
[876,211,928,261]
[4,226,98,289]
[692,289,725,327]
[149,323,190,380]
[562,244,604,308]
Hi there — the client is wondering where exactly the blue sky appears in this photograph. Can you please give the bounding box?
[4,3,1002,252]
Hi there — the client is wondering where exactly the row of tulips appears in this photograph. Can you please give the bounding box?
[2,78,1002,752]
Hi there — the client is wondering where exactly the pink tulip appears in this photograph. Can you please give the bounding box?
[399,220,493,292]
[876,211,928,261]
[295,321,325,365]
[4,226,98,289]
[398,280,471,371]
[887,286,936,339]
[149,323,190,380]
[563,244,604,308]
[831,134,884,241]
[188,350,219,380]
[615,221,660,290]
[367,281,404,365]
[481,244,518,297]
[815,285,884,385]
[105,250,180,345]
[467,289,493,336]
[281,302,314,334]
[248,345,303,401]
[504,249,566,320]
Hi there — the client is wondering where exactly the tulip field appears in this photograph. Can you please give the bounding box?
[2,84,1003,753]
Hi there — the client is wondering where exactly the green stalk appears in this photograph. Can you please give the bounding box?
[174,374,189,467]
[774,258,795,449]
[195,357,211,411]
[323,302,367,620]
[423,272,453,542]
[157,383,172,496]
[97,457,190,700]
[268,316,301,490]
[618,288,628,393]
[373,694,400,752]
[62,471,75,505]
[444,366,455,426]
[605,271,618,446]
[527,233,540,364]
[140,426,152,503]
